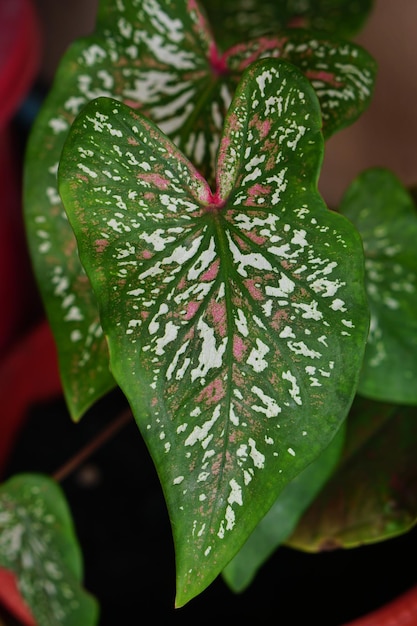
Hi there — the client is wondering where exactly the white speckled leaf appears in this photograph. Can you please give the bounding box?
[225,30,376,139]
[24,0,374,418]
[58,59,369,605]
[339,168,417,404]
[0,474,98,626]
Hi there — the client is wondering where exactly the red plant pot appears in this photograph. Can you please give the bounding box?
[344,584,417,626]
[0,0,42,356]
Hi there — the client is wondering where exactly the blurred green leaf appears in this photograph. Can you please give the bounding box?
[287,396,417,551]
[203,0,374,47]
[339,168,417,404]
[0,474,98,626]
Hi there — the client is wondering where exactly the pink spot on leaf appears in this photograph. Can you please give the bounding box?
[95,239,109,253]
[225,36,288,72]
[208,299,227,335]
[306,70,343,88]
[244,182,272,208]
[138,173,170,189]
[233,335,246,361]
[245,231,267,245]
[201,259,220,282]
[185,301,200,320]
[197,378,225,405]
[244,278,264,301]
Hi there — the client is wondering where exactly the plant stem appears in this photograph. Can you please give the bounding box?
[52,408,133,483]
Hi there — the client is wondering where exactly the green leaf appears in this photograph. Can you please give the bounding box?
[202,0,374,47]
[339,168,417,404]
[287,396,417,550]
[24,0,375,417]
[225,30,376,139]
[0,474,98,626]
[58,58,368,605]
[222,421,345,592]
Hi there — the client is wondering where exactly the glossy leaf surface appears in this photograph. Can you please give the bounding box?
[59,59,368,604]
[203,0,374,47]
[222,422,345,592]
[24,0,375,418]
[0,474,98,626]
[340,168,417,404]
[288,397,417,551]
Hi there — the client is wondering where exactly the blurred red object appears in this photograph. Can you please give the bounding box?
[0,568,37,626]
[0,0,62,486]
[0,0,41,125]
[0,0,42,356]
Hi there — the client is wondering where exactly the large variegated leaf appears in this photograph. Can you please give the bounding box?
[24,0,375,418]
[339,168,417,404]
[58,59,369,605]
[222,422,345,592]
[287,397,417,551]
[0,474,98,626]
[203,0,374,47]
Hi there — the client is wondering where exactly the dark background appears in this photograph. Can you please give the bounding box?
[5,389,417,625]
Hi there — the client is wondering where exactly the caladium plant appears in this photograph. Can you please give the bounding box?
[1,0,413,621]
[57,58,369,604]
[23,0,376,419]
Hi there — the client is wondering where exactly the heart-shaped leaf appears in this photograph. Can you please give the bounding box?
[339,168,417,404]
[202,0,374,47]
[58,58,368,605]
[24,0,375,418]
[0,473,99,626]
[222,421,345,592]
[287,396,417,551]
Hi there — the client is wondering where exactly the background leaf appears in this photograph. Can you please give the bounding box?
[202,0,374,48]
[287,396,417,551]
[225,30,376,139]
[24,0,375,418]
[222,421,345,592]
[58,59,369,605]
[0,474,99,626]
[339,168,417,404]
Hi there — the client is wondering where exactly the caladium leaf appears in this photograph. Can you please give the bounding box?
[24,0,375,418]
[225,30,376,140]
[222,421,345,592]
[58,58,369,605]
[339,168,417,404]
[202,0,374,48]
[287,397,417,551]
[0,473,99,626]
